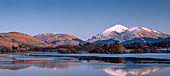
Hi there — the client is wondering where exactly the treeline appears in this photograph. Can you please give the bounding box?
[124,41,170,49]
[124,41,170,53]
[0,46,13,53]
[152,41,170,47]
[0,44,29,53]
[30,42,126,54]
[1,41,169,54]
[29,41,170,54]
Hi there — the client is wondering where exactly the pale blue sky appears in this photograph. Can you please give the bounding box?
[0,0,170,40]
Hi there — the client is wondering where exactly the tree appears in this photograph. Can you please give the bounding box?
[78,42,83,47]
[115,43,126,53]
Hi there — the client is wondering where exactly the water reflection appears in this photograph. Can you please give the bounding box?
[102,66,165,76]
[0,55,78,70]
[0,53,170,76]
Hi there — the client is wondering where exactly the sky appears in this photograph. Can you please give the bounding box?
[0,0,170,40]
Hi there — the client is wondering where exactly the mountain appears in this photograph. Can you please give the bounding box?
[0,32,50,47]
[87,24,128,42]
[87,24,170,44]
[34,33,86,46]
[119,27,169,42]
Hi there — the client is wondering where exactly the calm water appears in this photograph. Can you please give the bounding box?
[0,53,170,76]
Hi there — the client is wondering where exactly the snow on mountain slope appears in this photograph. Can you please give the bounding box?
[87,24,128,42]
[87,24,170,43]
[120,27,168,41]
[101,24,128,36]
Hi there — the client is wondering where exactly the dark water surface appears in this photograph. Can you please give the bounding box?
[0,53,170,76]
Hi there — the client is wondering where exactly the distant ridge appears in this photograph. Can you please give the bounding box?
[34,33,86,46]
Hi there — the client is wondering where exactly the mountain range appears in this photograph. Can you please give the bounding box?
[87,24,170,44]
[0,24,169,47]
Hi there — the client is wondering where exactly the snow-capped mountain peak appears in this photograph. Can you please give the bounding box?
[101,24,128,35]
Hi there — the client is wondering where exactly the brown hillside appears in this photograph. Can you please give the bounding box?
[0,32,51,47]
[34,33,86,46]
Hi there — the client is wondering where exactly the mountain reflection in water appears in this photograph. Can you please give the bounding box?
[0,53,170,76]
[102,66,165,76]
